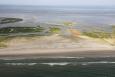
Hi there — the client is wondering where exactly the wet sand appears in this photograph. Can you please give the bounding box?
[0,49,115,59]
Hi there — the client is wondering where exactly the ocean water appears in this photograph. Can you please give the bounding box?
[0,57,115,77]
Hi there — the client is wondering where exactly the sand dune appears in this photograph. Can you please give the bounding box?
[0,34,114,56]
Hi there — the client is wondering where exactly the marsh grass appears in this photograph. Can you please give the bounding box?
[0,36,11,48]
[82,26,115,45]
[0,42,7,48]
[83,31,111,38]
[0,18,23,24]
[49,27,61,33]
[0,26,44,34]
[111,25,115,38]
[0,35,44,48]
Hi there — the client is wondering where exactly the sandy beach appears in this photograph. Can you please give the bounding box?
[0,34,115,58]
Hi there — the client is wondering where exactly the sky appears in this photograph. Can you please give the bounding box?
[0,0,115,6]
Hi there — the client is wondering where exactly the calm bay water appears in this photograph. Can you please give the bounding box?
[0,5,115,30]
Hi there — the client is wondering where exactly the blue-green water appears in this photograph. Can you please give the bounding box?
[0,57,115,77]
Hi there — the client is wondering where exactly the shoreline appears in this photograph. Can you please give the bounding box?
[0,48,115,59]
[0,34,115,59]
[0,16,115,59]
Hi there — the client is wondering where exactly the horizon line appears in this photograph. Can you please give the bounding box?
[0,4,115,7]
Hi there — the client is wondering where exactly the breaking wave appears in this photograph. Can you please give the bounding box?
[4,61,115,66]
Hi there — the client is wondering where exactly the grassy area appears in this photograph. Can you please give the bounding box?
[63,21,76,26]
[0,26,62,48]
[49,27,61,33]
[0,35,45,48]
[0,26,45,47]
[0,18,23,24]
[0,36,11,48]
[0,26,44,34]
[0,42,7,48]
[82,26,115,45]
[82,26,115,39]
[111,25,115,38]
[82,31,111,38]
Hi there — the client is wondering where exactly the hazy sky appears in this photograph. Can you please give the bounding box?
[0,0,115,6]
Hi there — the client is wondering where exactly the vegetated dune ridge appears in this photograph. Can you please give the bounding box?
[0,17,115,57]
[0,33,115,57]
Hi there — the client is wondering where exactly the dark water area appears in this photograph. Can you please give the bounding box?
[1,63,115,77]
[0,57,115,77]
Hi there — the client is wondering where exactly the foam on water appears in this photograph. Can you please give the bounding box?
[4,61,115,66]
[5,63,37,66]
[81,61,115,65]
[41,62,69,66]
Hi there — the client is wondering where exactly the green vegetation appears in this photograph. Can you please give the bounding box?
[0,25,58,48]
[0,42,7,48]
[0,26,45,47]
[0,36,10,48]
[82,25,115,39]
[0,18,23,24]
[0,26,44,34]
[0,36,9,42]
[63,21,76,26]
[63,21,76,29]
[83,31,111,38]
[49,27,61,33]
[111,25,115,38]
[63,22,73,26]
